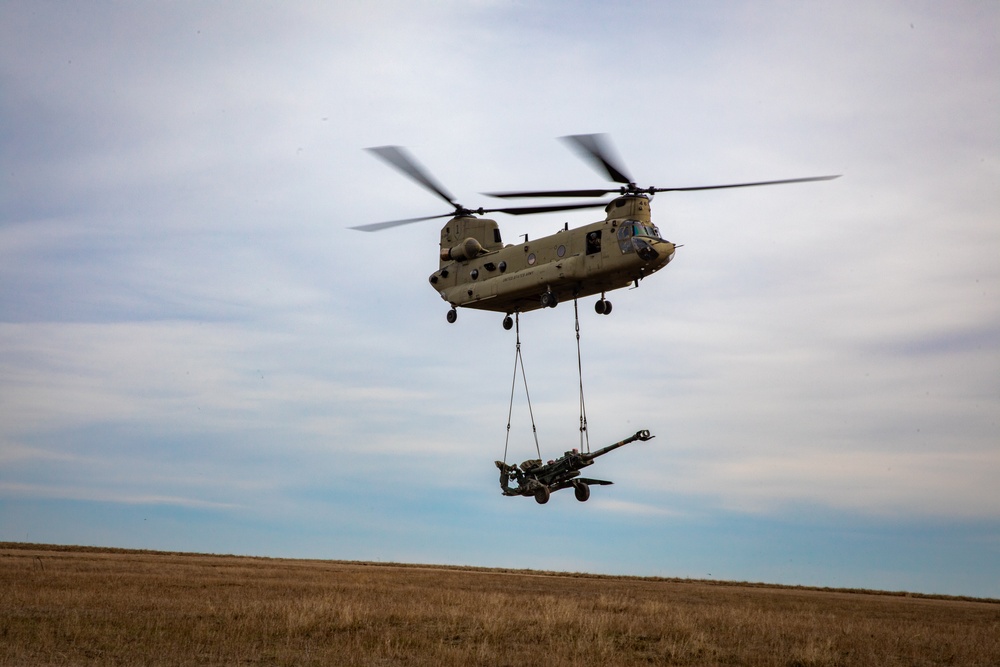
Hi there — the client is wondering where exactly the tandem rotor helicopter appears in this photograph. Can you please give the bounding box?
[352,134,839,330]
[354,134,838,503]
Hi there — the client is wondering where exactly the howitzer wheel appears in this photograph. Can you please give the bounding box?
[534,486,550,504]
[573,482,590,502]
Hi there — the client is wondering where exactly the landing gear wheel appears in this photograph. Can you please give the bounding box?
[595,299,612,315]
[541,291,559,309]
[446,308,458,324]
[534,486,550,505]
[503,315,514,330]
[574,482,591,502]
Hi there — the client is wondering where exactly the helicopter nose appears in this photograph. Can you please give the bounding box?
[654,239,676,265]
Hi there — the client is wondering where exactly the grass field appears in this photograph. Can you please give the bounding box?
[2,543,998,666]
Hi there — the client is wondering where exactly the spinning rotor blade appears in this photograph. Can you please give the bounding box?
[350,212,455,232]
[482,134,630,199]
[367,145,458,207]
[492,201,610,216]
[353,201,609,232]
[562,133,633,185]
[487,134,840,199]
[484,188,618,199]
[357,144,611,232]
[648,175,841,192]
[487,175,841,199]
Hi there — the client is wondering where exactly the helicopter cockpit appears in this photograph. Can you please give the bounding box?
[617,220,664,258]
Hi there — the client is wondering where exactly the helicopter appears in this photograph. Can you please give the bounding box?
[352,135,838,329]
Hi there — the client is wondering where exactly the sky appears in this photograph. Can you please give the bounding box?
[1,1,998,598]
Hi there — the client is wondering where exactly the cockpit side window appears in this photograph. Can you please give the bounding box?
[631,222,660,239]
[617,222,634,253]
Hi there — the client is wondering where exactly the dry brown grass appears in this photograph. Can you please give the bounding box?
[2,543,998,666]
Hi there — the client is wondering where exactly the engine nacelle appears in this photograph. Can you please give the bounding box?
[440,237,484,262]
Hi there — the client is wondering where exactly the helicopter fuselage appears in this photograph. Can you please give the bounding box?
[429,194,676,316]
[358,137,837,324]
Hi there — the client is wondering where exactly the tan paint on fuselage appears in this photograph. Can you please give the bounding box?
[428,195,676,314]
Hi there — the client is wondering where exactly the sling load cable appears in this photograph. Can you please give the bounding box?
[503,312,542,465]
[574,298,591,454]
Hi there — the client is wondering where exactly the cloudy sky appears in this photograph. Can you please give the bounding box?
[2,1,998,597]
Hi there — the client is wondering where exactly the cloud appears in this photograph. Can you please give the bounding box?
[0,481,242,510]
[1,1,998,596]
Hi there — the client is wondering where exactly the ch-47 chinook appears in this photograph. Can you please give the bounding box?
[352,135,838,329]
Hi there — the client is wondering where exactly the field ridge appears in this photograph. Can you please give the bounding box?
[4,541,996,604]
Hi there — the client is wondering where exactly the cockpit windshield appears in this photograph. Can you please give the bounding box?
[617,220,662,253]
[618,220,660,239]
[631,221,660,239]
[618,220,660,253]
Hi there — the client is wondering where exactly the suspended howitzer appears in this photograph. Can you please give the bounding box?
[495,429,653,504]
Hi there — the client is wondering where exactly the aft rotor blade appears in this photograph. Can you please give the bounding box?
[484,188,618,199]
[352,201,610,232]
[349,212,454,232]
[366,146,458,207]
[562,133,633,185]
[650,175,841,193]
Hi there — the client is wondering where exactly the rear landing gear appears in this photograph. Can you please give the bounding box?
[447,308,457,324]
[595,298,613,315]
[540,290,559,308]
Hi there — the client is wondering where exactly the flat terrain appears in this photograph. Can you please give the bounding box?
[2,543,998,666]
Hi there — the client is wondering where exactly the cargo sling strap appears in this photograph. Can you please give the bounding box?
[502,298,591,465]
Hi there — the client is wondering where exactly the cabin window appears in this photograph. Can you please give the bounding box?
[586,231,601,255]
[557,245,566,257]
[494,228,502,244]
[527,253,536,266]
[471,268,479,280]
[499,261,507,273]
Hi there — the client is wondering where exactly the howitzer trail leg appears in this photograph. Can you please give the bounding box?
[495,461,515,495]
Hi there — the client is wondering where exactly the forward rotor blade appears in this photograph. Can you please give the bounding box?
[562,133,633,185]
[486,175,841,199]
[484,188,618,199]
[366,146,458,207]
[489,201,610,216]
[349,212,454,232]
[651,175,841,193]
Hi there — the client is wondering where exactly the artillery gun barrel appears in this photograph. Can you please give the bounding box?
[581,429,653,462]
